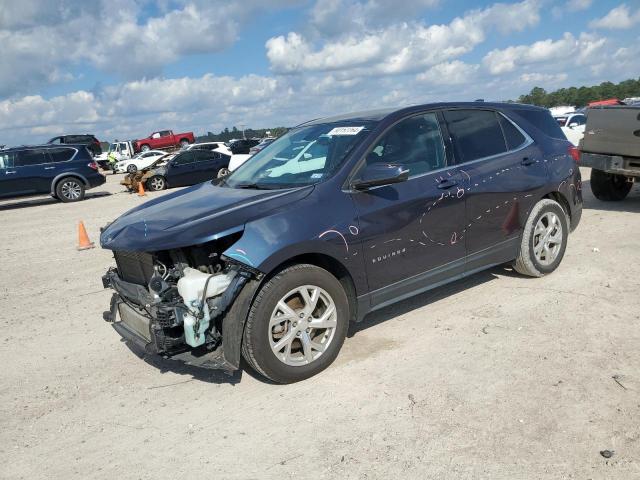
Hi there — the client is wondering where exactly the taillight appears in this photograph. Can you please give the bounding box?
[568,145,580,163]
[88,161,99,170]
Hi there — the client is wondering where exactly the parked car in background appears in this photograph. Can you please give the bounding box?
[249,137,276,155]
[48,134,102,157]
[95,141,136,169]
[554,112,586,146]
[133,130,195,152]
[114,150,165,174]
[0,145,105,202]
[185,142,232,155]
[120,153,176,192]
[134,149,230,191]
[226,138,259,154]
[101,102,582,383]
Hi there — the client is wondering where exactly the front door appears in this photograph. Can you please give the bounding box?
[350,112,466,308]
[442,108,548,272]
[167,152,196,186]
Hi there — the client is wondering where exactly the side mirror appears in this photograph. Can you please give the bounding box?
[303,153,312,160]
[351,163,409,191]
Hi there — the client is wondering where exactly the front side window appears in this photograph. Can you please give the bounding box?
[444,109,507,163]
[151,132,161,139]
[173,152,194,165]
[15,149,47,166]
[224,121,376,189]
[362,112,446,177]
[0,152,15,169]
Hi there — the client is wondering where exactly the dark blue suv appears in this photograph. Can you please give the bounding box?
[0,145,105,202]
[100,102,582,383]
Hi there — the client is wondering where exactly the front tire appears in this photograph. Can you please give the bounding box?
[140,144,151,152]
[126,164,137,174]
[180,139,190,148]
[242,264,349,383]
[590,169,632,201]
[146,175,166,191]
[55,177,85,202]
[514,199,568,277]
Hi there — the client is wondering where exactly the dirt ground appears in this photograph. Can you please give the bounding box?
[1,168,639,479]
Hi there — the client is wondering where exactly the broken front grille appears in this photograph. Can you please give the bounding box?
[113,250,154,286]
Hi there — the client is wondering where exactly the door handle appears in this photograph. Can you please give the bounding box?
[44,166,55,170]
[521,157,536,166]
[5,171,16,174]
[437,179,458,189]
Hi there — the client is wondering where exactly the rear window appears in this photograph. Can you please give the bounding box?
[518,109,566,140]
[443,109,507,163]
[47,147,75,163]
[498,114,527,150]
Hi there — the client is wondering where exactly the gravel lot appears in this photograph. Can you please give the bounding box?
[1,169,639,479]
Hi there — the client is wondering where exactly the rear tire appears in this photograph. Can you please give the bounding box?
[590,169,632,201]
[55,177,85,202]
[242,264,349,384]
[146,175,166,191]
[514,199,568,277]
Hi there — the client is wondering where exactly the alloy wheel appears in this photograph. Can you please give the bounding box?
[533,212,563,266]
[269,285,338,366]
[61,181,82,200]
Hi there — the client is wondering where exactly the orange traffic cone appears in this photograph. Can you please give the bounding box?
[137,181,146,196]
[77,221,95,250]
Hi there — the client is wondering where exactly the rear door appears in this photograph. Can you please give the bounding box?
[442,108,547,272]
[191,150,228,182]
[351,111,466,307]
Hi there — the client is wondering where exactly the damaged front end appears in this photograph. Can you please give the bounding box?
[102,234,261,371]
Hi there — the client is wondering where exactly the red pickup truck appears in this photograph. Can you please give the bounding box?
[134,130,195,152]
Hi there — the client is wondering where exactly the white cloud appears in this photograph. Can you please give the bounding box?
[482,32,606,75]
[416,61,479,85]
[0,0,300,96]
[267,0,540,76]
[589,3,640,29]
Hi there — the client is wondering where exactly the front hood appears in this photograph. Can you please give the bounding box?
[100,181,314,251]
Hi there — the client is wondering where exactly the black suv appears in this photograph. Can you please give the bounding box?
[48,134,102,157]
[227,139,260,154]
[0,145,106,202]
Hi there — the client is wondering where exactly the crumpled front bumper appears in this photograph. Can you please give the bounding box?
[102,268,256,372]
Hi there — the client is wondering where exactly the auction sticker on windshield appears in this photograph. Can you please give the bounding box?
[327,126,364,136]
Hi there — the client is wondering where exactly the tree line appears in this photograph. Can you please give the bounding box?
[197,126,288,143]
[516,77,640,108]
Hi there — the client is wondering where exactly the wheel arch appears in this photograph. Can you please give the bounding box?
[50,172,89,194]
[258,253,358,324]
[543,190,571,223]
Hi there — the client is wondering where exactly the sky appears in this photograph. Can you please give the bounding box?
[0,0,639,145]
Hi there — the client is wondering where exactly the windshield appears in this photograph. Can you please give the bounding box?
[223,121,375,189]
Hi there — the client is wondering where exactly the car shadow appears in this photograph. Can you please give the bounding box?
[582,179,640,213]
[0,191,112,211]
[349,265,507,337]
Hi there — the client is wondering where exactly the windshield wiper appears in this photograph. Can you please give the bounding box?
[235,182,274,190]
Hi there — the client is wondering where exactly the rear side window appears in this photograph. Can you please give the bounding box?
[517,109,566,140]
[47,148,75,163]
[444,110,507,163]
[194,151,213,162]
[15,149,47,166]
[65,135,90,143]
[498,114,527,150]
